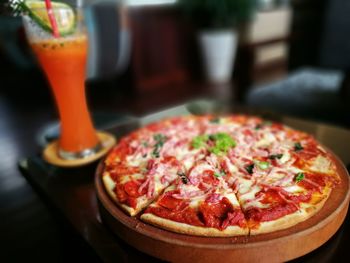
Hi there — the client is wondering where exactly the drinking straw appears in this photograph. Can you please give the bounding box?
[44,0,60,37]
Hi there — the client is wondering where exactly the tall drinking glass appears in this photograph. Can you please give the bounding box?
[22,1,101,160]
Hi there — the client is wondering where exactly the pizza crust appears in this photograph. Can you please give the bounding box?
[102,173,138,216]
[141,213,249,237]
[251,190,332,235]
[103,173,161,216]
[250,209,309,235]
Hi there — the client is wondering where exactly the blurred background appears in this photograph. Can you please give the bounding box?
[1,0,350,262]
[1,0,349,125]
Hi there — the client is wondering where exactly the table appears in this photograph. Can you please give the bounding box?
[2,93,350,262]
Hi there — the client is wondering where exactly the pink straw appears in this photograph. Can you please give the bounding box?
[44,0,60,38]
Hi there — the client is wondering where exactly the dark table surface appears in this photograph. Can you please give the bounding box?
[1,84,350,263]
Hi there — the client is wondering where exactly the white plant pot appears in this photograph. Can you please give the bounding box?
[198,30,238,84]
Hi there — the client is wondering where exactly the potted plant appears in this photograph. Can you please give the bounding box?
[178,0,256,83]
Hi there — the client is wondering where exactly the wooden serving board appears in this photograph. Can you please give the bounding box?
[95,154,350,263]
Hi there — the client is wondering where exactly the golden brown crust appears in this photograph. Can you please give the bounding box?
[140,213,249,237]
[251,189,332,235]
[102,173,159,216]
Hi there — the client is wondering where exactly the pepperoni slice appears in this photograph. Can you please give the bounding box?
[298,173,326,192]
[115,184,127,203]
[199,170,219,190]
[109,166,140,181]
[246,202,298,222]
[124,180,142,197]
[114,179,146,208]
[199,197,233,229]
[158,191,188,211]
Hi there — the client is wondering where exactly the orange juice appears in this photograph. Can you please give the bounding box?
[31,34,99,153]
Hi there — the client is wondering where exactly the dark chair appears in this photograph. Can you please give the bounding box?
[245,0,350,127]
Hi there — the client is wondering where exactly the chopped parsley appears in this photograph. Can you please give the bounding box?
[152,151,160,158]
[295,172,305,182]
[208,132,236,155]
[154,133,167,142]
[214,170,226,178]
[177,172,189,184]
[268,154,283,160]
[257,161,270,170]
[191,132,236,155]
[245,164,255,174]
[191,135,209,149]
[255,124,263,130]
[152,133,167,158]
[294,142,304,152]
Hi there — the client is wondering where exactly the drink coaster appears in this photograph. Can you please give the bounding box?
[43,131,116,167]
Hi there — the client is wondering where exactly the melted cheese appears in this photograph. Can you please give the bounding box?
[239,184,261,203]
[126,154,147,167]
[225,192,240,206]
[119,173,144,184]
[279,151,291,164]
[309,155,332,173]
[237,178,254,195]
[284,185,304,193]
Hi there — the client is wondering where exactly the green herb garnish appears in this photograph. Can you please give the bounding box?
[209,132,236,155]
[153,151,160,158]
[257,161,270,170]
[214,170,226,178]
[268,154,283,160]
[19,1,76,36]
[245,164,255,174]
[294,142,304,151]
[191,135,209,149]
[255,124,263,130]
[192,132,236,155]
[152,133,167,158]
[295,172,305,182]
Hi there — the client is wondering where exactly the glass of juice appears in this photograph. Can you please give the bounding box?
[22,1,102,160]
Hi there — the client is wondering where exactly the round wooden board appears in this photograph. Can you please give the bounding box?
[95,153,350,263]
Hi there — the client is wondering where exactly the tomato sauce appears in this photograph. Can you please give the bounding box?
[109,166,140,181]
[246,202,298,222]
[298,172,326,192]
[198,170,220,191]
[114,179,146,208]
[252,189,299,222]
[146,196,245,230]
[158,191,189,211]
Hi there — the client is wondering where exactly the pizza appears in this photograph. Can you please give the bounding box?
[101,115,341,236]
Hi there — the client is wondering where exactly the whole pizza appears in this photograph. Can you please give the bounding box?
[101,115,341,236]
